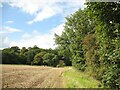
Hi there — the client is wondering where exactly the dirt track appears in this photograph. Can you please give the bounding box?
[2,65,65,88]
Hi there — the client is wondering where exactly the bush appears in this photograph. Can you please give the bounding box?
[57,60,66,67]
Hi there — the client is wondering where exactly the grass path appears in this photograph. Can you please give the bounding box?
[63,67,102,88]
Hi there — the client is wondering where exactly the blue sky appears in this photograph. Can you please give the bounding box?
[0,0,85,49]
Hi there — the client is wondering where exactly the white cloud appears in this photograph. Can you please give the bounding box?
[0,26,22,49]
[0,33,11,50]
[0,4,2,7]
[4,0,60,15]
[10,23,64,49]
[3,0,85,24]
[50,23,64,36]
[27,6,62,24]
[22,33,31,39]
[6,20,14,24]
[0,26,22,34]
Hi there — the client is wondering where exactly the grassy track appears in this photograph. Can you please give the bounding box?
[63,67,102,88]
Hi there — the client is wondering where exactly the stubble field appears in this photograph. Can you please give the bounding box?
[2,65,64,88]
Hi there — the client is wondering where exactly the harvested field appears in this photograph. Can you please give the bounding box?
[1,65,64,88]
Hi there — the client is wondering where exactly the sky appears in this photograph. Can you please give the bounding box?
[0,0,85,49]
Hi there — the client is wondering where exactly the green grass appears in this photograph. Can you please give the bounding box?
[63,67,102,88]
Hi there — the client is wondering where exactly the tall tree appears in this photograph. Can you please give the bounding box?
[86,2,120,88]
[55,9,96,70]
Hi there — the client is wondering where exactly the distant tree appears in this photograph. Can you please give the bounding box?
[32,52,46,65]
[20,47,28,55]
[52,55,59,67]
[25,50,35,64]
[43,53,56,66]
[57,60,65,67]
[10,46,20,54]
[24,46,41,64]
[2,48,20,64]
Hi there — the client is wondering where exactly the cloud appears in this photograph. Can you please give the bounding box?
[0,4,2,7]
[0,26,22,49]
[3,0,85,24]
[0,26,22,34]
[4,0,60,15]
[6,21,14,24]
[27,6,62,24]
[0,33,11,50]
[50,23,64,36]
[10,23,64,49]
[22,33,31,39]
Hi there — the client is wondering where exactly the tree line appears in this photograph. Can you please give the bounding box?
[2,45,71,67]
[55,2,120,88]
[1,2,120,89]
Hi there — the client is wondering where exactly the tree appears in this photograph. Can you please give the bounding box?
[2,48,20,64]
[55,9,96,70]
[86,2,120,24]
[86,2,120,88]
[32,52,46,65]
[24,46,41,64]
[10,46,20,54]
[20,47,28,55]
[43,53,56,66]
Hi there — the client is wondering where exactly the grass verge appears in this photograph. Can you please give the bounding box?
[63,67,102,88]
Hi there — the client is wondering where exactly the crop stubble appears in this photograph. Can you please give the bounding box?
[2,65,64,88]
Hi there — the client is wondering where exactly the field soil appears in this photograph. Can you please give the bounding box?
[2,65,65,88]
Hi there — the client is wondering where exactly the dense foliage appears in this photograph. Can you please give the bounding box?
[2,45,71,67]
[55,2,120,88]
